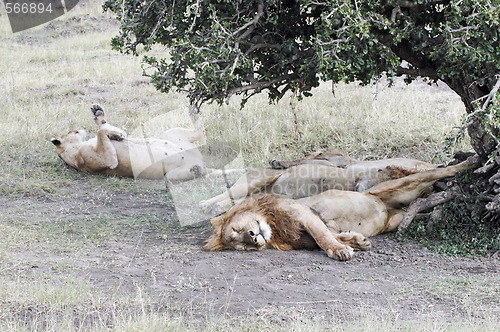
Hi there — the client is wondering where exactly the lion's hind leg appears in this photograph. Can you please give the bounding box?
[365,158,480,209]
[91,104,107,126]
[335,232,371,251]
[381,210,405,233]
[90,104,127,140]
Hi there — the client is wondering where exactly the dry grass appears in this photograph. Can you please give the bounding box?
[0,271,497,332]
[202,79,468,166]
[0,1,469,169]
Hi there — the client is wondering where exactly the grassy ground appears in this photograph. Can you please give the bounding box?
[1,1,497,331]
[0,0,468,169]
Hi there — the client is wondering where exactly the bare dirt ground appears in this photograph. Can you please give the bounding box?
[2,172,498,325]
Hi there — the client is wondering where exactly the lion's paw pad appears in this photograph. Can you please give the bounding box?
[357,237,371,250]
[91,104,104,116]
[108,133,124,141]
[327,246,354,261]
[269,159,287,169]
[190,165,203,177]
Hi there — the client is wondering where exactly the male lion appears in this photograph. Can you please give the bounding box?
[203,158,479,261]
[200,155,435,215]
[52,104,212,181]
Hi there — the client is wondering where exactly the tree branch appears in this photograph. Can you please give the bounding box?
[396,66,438,78]
[226,73,300,98]
[232,0,264,41]
[478,75,500,114]
[397,188,459,235]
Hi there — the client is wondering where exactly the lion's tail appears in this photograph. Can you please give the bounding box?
[365,157,481,209]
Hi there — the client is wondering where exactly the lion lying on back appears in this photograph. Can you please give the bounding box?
[204,158,479,261]
[52,104,213,181]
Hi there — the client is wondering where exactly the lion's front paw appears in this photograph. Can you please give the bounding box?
[190,165,203,178]
[269,159,287,169]
[200,200,215,214]
[337,232,371,251]
[200,200,226,216]
[355,236,371,251]
[325,245,354,261]
[100,123,127,141]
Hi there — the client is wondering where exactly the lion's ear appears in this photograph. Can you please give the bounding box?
[247,195,259,207]
[203,216,226,251]
[210,215,224,227]
[203,234,226,251]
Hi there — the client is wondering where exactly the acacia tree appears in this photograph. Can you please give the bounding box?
[104,0,499,157]
[104,0,500,225]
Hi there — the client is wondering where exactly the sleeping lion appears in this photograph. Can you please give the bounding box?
[200,152,436,215]
[269,150,435,172]
[52,104,212,181]
[203,157,479,261]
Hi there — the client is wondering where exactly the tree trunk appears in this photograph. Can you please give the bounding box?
[445,80,498,159]
[467,120,498,159]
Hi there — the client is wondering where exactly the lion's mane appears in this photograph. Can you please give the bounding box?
[203,195,318,251]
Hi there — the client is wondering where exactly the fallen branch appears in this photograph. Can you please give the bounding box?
[474,162,497,174]
[397,187,459,235]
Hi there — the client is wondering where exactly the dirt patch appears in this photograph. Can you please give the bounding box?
[1,175,498,324]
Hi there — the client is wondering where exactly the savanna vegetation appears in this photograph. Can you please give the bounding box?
[0,1,498,331]
[103,0,499,254]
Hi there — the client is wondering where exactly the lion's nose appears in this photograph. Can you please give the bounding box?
[248,231,258,243]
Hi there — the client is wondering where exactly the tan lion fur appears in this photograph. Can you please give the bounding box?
[204,196,317,252]
[204,158,480,261]
[52,104,214,181]
[270,150,436,173]
[200,161,432,216]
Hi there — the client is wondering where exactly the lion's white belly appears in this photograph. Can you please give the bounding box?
[297,190,388,237]
[107,138,203,178]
